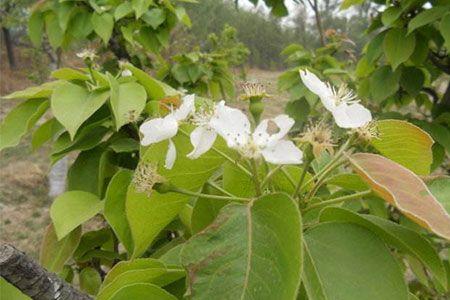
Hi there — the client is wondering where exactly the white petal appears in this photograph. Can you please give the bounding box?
[165,139,177,169]
[140,115,178,146]
[332,103,372,128]
[173,94,195,121]
[299,69,335,111]
[261,140,303,165]
[187,126,217,159]
[253,114,295,147]
[210,104,250,148]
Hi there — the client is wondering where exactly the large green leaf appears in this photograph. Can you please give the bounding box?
[50,191,104,240]
[108,75,147,130]
[181,193,302,300]
[67,147,104,195]
[2,81,61,100]
[45,12,64,49]
[109,283,176,300]
[350,153,450,240]
[51,82,109,139]
[0,279,30,300]
[39,224,81,273]
[383,28,415,70]
[370,65,400,102]
[104,170,134,254]
[127,130,225,258]
[319,207,447,289]
[0,99,49,151]
[371,119,434,175]
[303,222,408,300]
[91,12,114,44]
[408,6,450,34]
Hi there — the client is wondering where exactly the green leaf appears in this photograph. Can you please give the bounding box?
[181,193,302,300]
[104,170,134,253]
[67,147,104,195]
[384,28,415,70]
[69,9,93,39]
[366,31,386,63]
[128,130,225,258]
[108,75,147,130]
[2,81,60,100]
[370,65,400,102]
[39,224,81,273]
[102,259,164,287]
[320,207,448,289]
[340,0,364,10]
[32,118,63,150]
[0,99,49,151]
[109,138,139,152]
[0,278,30,300]
[441,14,450,50]
[303,222,409,300]
[51,82,109,139]
[371,119,434,175]
[223,161,255,197]
[51,68,90,81]
[400,67,424,97]
[132,0,154,18]
[142,8,166,29]
[381,6,403,26]
[428,177,450,214]
[28,12,44,47]
[109,283,176,300]
[80,267,102,295]
[56,2,75,31]
[115,2,133,20]
[350,153,450,240]
[45,12,64,49]
[191,195,227,234]
[73,228,112,260]
[50,191,104,240]
[327,173,369,191]
[91,12,114,44]
[408,6,450,34]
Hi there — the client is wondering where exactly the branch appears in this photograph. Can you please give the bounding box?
[0,244,92,300]
[428,52,450,74]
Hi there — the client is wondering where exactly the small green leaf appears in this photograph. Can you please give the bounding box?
[45,12,64,49]
[80,267,102,295]
[104,170,134,253]
[31,118,63,151]
[109,283,177,300]
[370,65,400,102]
[51,82,109,139]
[39,224,81,273]
[91,12,114,44]
[381,6,402,26]
[67,147,104,195]
[74,228,112,260]
[28,12,44,47]
[50,191,104,240]
[400,67,424,97]
[304,222,409,300]
[115,2,133,20]
[142,8,166,29]
[181,193,302,300]
[132,0,154,18]
[0,99,49,151]
[51,68,90,81]
[384,28,415,70]
[408,6,450,34]
[371,119,434,175]
[69,9,93,39]
[366,31,386,63]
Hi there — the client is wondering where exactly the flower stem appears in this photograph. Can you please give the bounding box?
[206,180,236,198]
[292,158,312,199]
[261,165,283,188]
[250,159,262,196]
[171,187,251,202]
[303,190,372,212]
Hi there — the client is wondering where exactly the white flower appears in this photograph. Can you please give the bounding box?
[139,94,195,169]
[300,69,372,128]
[121,69,132,77]
[210,107,303,165]
[76,49,97,61]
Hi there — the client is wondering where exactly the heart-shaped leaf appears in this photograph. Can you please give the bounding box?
[349,153,450,240]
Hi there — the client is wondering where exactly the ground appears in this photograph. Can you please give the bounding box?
[0,50,286,258]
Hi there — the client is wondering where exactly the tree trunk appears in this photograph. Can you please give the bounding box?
[2,27,17,70]
[0,244,92,300]
[312,0,325,47]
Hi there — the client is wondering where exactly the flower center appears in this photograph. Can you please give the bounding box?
[331,84,358,106]
[133,162,164,196]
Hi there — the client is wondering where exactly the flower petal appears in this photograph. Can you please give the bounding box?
[140,115,178,146]
[332,103,372,128]
[299,69,335,111]
[187,126,217,159]
[165,139,177,169]
[253,114,295,147]
[261,140,303,165]
[210,104,250,148]
[173,94,195,121]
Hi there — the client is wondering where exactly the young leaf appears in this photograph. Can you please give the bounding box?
[108,283,177,300]
[104,170,134,253]
[303,222,409,300]
[371,119,434,175]
[79,267,102,295]
[320,207,448,289]
[349,153,450,240]
[51,82,109,139]
[181,193,302,300]
[383,28,415,70]
[39,224,81,273]
[0,99,49,151]
[91,12,114,44]
[50,191,104,240]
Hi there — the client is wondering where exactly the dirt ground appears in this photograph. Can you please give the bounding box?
[0,49,286,257]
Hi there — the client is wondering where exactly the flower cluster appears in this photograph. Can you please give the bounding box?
[139,70,372,169]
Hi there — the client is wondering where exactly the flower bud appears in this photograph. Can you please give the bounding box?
[297,122,335,158]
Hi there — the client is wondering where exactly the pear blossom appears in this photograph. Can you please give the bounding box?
[300,69,372,128]
[210,106,303,164]
[139,94,195,169]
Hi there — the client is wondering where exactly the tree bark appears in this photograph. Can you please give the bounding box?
[2,27,16,70]
[0,244,92,300]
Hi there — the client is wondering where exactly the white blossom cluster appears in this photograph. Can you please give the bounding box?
[139,70,372,169]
